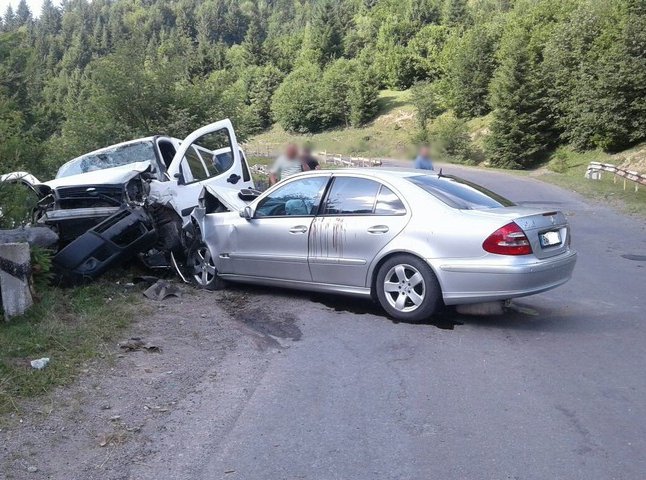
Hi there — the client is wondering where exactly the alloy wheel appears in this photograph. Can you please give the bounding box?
[192,246,216,286]
[383,263,426,313]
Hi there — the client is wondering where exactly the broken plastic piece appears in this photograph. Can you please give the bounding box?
[143,280,181,301]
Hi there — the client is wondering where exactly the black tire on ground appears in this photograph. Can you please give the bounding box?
[185,242,226,291]
[375,254,442,323]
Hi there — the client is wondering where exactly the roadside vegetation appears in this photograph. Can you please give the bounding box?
[536,148,646,215]
[0,275,141,415]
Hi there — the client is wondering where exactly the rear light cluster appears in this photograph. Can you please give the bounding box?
[483,222,533,256]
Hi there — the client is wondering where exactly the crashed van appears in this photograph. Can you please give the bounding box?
[1,119,256,282]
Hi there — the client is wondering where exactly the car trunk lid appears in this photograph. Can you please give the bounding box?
[462,206,570,259]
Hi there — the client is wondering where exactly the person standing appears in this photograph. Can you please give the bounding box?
[269,143,305,185]
[413,146,434,171]
[301,145,320,171]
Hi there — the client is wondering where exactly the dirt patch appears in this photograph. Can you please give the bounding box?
[614,144,646,173]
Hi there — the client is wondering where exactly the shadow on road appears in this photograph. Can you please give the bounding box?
[218,283,584,332]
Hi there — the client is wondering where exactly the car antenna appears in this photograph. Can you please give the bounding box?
[438,168,443,177]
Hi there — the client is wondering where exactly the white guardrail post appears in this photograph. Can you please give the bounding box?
[585,162,645,193]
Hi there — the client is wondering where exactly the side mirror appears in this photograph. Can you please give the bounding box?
[240,206,253,220]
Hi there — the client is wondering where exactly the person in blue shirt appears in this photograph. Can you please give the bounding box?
[413,146,434,170]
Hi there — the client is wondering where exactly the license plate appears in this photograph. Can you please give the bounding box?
[540,230,561,247]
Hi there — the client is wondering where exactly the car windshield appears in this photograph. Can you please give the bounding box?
[407,174,515,209]
[56,141,157,178]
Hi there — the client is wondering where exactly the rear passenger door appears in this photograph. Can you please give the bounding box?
[309,176,410,288]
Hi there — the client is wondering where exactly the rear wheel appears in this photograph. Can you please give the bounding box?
[186,243,226,290]
[375,254,441,323]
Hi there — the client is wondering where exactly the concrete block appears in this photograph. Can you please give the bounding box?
[0,242,33,320]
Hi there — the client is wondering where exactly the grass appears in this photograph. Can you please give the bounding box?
[0,278,142,414]
[245,90,417,160]
[531,148,646,216]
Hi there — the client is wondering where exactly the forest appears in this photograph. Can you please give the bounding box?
[0,0,645,178]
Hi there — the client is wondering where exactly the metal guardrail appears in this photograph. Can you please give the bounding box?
[316,151,382,167]
[585,162,645,192]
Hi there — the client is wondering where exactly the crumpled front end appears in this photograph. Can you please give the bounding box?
[53,206,158,284]
[39,176,149,244]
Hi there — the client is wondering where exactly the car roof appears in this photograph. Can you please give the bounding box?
[290,167,440,181]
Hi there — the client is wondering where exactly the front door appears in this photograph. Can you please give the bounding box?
[164,119,253,220]
[223,175,330,282]
[309,176,410,287]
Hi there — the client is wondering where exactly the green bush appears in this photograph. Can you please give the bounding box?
[0,181,37,229]
[548,149,570,173]
[429,112,473,163]
[271,63,326,133]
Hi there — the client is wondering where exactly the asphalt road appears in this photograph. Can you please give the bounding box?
[142,167,646,480]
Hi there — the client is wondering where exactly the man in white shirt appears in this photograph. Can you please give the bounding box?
[269,143,308,185]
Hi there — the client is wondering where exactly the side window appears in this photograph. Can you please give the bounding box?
[255,177,328,218]
[375,185,406,215]
[185,146,209,181]
[240,150,251,182]
[323,177,380,215]
[181,128,236,183]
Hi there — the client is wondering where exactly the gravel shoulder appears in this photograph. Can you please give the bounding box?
[0,285,299,480]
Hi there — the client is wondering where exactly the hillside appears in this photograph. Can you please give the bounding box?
[248,89,646,214]
[246,90,417,160]
[250,89,645,172]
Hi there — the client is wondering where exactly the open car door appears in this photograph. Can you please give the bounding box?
[164,119,253,219]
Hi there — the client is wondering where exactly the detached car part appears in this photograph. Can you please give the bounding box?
[53,206,158,283]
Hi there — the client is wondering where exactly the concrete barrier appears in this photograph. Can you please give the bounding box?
[0,242,33,320]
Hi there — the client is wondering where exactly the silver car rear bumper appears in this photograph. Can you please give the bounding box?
[436,250,578,305]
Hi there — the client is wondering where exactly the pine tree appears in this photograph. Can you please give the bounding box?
[441,0,469,26]
[444,24,497,118]
[348,67,379,127]
[242,2,266,66]
[15,0,32,27]
[487,29,555,168]
[2,6,16,31]
[313,0,343,64]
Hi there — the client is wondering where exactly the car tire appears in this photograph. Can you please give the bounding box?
[186,242,226,291]
[375,254,441,323]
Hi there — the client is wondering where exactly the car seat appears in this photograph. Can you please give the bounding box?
[285,198,309,216]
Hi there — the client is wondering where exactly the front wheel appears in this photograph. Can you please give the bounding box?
[375,254,441,323]
[186,243,226,290]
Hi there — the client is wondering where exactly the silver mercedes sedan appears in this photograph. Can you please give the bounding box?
[187,169,577,322]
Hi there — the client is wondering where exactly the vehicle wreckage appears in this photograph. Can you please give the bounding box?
[1,119,260,284]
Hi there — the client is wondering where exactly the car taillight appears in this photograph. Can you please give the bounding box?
[483,222,533,256]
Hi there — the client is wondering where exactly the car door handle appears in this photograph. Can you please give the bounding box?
[289,225,308,234]
[367,225,389,234]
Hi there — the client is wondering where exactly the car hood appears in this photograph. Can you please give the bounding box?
[44,161,152,189]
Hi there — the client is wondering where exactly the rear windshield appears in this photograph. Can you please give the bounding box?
[407,174,514,209]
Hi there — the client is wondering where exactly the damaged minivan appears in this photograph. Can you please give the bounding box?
[1,119,256,282]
